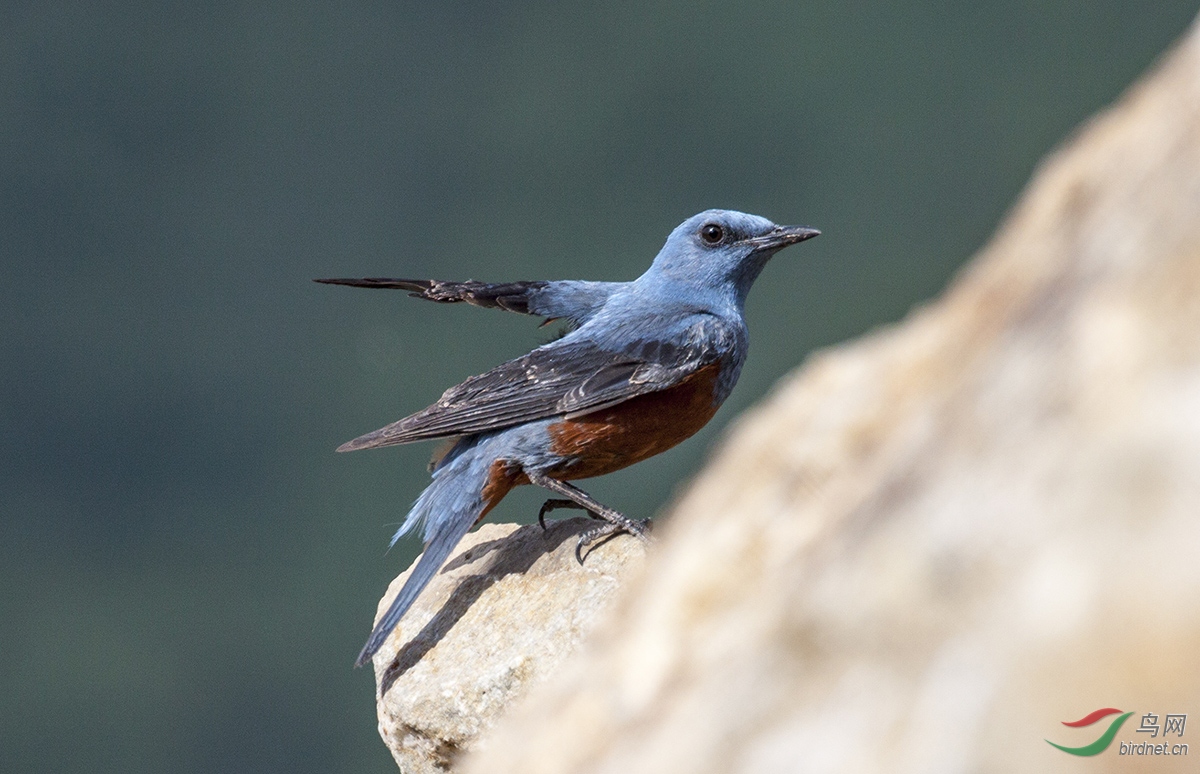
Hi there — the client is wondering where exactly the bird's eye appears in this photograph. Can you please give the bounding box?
[700,223,725,244]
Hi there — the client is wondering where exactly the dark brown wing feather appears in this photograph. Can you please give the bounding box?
[313,278,548,315]
[337,338,708,451]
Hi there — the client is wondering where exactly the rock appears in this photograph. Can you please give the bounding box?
[464,15,1200,774]
[367,518,646,773]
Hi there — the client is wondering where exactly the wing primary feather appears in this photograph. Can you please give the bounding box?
[314,278,550,315]
[313,278,432,292]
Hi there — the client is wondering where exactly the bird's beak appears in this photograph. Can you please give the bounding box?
[738,225,821,251]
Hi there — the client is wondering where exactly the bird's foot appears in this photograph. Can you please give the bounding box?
[575,517,652,563]
[537,498,601,531]
[524,470,652,560]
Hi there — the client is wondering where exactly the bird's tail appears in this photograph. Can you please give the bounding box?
[355,438,497,667]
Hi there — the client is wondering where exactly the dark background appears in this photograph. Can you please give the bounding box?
[3,3,1196,772]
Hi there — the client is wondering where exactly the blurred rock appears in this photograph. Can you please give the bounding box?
[463,16,1200,774]
[367,518,646,774]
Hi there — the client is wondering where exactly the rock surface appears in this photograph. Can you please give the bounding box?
[461,16,1200,774]
[367,518,646,773]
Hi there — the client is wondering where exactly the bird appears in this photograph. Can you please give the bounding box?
[318,209,819,667]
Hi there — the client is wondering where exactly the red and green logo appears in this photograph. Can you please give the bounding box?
[1046,708,1134,756]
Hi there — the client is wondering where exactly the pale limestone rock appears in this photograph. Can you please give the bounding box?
[368,518,646,773]
[464,16,1200,774]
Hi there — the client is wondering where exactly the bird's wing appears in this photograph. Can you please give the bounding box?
[313,277,620,325]
[314,278,550,314]
[337,337,714,451]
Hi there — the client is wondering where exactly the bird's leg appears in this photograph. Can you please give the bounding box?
[537,498,601,531]
[526,471,647,536]
[525,471,651,562]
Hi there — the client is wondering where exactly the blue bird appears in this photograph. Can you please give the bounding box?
[318,209,819,667]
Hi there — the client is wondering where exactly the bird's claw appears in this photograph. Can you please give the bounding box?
[574,518,652,563]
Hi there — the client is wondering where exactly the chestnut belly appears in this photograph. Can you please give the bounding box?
[545,362,722,480]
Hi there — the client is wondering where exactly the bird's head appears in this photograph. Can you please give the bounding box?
[644,209,819,305]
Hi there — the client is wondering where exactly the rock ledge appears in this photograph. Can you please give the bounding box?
[367,518,646,773]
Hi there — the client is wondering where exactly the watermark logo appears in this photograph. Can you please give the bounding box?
[1046,708,1132,756]
[1046,709,1187,757]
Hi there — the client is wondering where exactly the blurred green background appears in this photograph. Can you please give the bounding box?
[2,2,1196,772]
